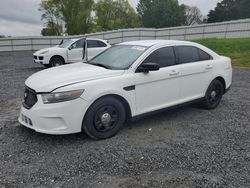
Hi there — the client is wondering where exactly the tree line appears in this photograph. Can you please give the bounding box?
[40,0,250,36]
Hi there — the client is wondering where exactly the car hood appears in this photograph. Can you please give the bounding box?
[25,63,125,92]
[34,46,61,55]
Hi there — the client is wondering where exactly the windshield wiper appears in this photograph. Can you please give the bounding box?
[90,63,112,69]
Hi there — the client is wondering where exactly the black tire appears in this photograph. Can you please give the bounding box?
[49,56,64,67]
[200,79,224,109]
[82,97,126,139]
[44,64,51,68]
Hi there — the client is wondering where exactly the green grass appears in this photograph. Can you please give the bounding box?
[193,38,250,67]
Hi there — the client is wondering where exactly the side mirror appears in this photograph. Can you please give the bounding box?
[137,62,160,73]
[68,46,72,50]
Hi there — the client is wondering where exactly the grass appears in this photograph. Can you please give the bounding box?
[193,38,250,67]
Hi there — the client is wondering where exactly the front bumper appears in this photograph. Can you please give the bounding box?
[18,95,89,135]
[33,54,50,65]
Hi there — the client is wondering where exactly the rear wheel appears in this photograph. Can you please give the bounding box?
[49,56,64,67]
[200,79,224,109]
[82,97,126,139]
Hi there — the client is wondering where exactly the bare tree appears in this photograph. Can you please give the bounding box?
[184,5,204,25]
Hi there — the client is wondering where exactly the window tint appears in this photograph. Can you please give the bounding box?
[143,47,176,67]
[87,40,107,48]
[176,46,199,64]
[71,39,84,49]
[199,49,212,61]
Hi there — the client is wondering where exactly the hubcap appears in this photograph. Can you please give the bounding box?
[94,106,119,133]
[211,90,217,99]
[101,113,111,124]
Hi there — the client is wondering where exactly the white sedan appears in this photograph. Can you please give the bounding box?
[33,38,110,67]
[19,40,232,139]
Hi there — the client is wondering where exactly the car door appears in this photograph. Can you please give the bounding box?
[67,39,84,63]
[175,46,214,102]
[134,46,182,115]
[87,40,108,60]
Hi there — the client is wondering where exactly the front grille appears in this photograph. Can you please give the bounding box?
[39,56,44,60]
[23,87,37,109]
[34,56,37,59]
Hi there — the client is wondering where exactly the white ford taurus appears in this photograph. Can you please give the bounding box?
[19,40,232,139]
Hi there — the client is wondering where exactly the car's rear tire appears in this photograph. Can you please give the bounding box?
[49,56,64,67]
[200,79,224,109]
[82,97,126,139]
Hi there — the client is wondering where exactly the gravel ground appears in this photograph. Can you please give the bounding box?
[0,51,250,188]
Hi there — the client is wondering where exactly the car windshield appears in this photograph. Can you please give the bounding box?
[88,45,147,70]
[58,39,75,48]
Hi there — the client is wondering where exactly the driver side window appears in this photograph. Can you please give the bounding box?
[71,39,84,49]
[143,47,176,68]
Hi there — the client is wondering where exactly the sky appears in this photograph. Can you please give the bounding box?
[0,0,222,37]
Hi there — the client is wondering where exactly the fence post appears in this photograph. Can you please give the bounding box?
[224,23,229,38]
[10,39,14,52]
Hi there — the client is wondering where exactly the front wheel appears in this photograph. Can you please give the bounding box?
[82,97,126,139]
[49,56,64,67]
[200,79,224,109]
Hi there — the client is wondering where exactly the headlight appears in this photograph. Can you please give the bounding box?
[40,50,49,54]
[41,89,84,104]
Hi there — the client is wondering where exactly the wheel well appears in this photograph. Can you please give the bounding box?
[214,77,226,93]
[86,94,132,122]
[50,55,65,64]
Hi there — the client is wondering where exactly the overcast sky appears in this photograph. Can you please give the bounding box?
[0,0,222,37]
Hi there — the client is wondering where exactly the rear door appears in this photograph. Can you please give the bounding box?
[87,40,109,60]
[175,46,214,102]
[135,46,182,115]
[67,39,84,63]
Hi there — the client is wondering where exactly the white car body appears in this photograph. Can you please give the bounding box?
[19,40,232,137]
[33,38,110,67]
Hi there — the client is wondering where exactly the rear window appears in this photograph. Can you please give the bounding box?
[199,49,212,61]
[87,40,107,48]
[175,46,212,64]
[175,46,199,64]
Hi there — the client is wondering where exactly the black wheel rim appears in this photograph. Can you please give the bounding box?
[94,105,119,133]
[208,84,222,105]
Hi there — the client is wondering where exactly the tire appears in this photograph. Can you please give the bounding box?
[82,97,126,140]
[44,64,51,68]
[49,56,64,67]
[200,79,224,109]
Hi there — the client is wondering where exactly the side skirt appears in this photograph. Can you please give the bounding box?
[131,97,204,122]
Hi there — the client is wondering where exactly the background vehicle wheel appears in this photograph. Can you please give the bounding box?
[49,56,64,67]
[82,96,126,139]
[44,64,51,68]
[200,79,224,109]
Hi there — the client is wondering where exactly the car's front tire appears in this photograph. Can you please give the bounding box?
[49,56,64,67]
[82,96,126,139]
[43,64,51,68]
[200,79,224,109]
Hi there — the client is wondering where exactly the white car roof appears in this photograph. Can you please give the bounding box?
[119,40,197,47]
[70,38,107,42]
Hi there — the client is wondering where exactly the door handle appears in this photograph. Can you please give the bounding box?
[205,65,212,70]
[169,71,180,76]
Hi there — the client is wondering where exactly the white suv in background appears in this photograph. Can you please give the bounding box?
[33,38,110,67]
[19,40,232,139]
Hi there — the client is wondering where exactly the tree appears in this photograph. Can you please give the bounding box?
[94,0,141,31]
[39,0,62,36]
[184,5,203,25]
[39,0,94,35]
[208,0,250,23]
[56,0,94,35]
[41,22,63,36]
[137,0,185,28]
